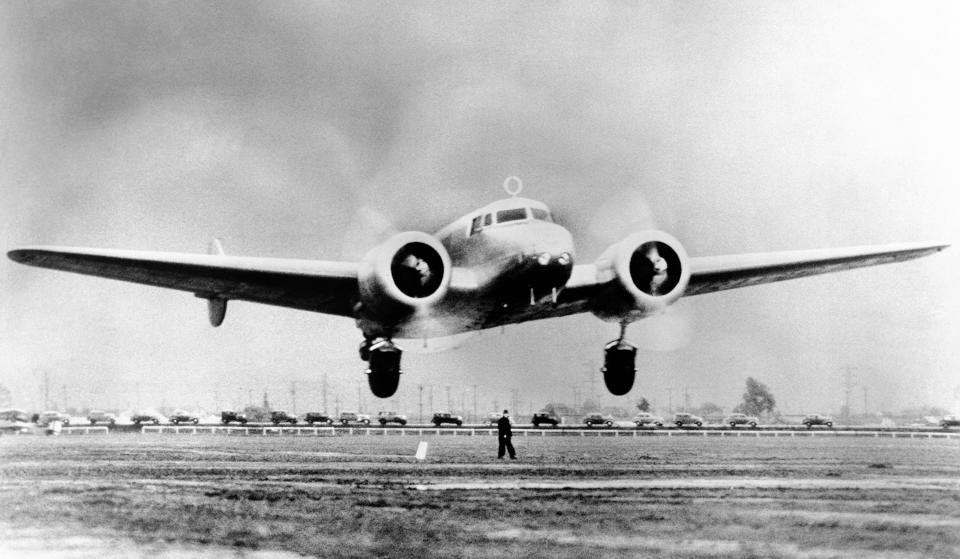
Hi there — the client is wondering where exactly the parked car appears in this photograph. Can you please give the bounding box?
[486,412,502,425]
[673,412,703,427]
[633,412,664,427]
[87,410,117,426]
[270,410,298,425]
[802,414,833,428]
[939,415,960,429]
[725,413,759,428]
[532,412,560,427]
[131,412,161,425]
[431,412,463,426]
[583,413,614,427]
[339,411,372,425]
[169,411,199,425]
[377,411,408,426]
[220,410,248,425]
[37,411,71,426]
[304,412,334,425]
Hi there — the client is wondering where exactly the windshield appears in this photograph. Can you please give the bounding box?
[496,208,528,223]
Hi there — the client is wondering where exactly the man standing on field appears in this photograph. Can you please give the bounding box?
[497,409,516,459]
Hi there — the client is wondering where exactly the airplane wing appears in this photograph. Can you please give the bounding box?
[7,247,359,317]
[483,240,949,329]
[684,241,949,296]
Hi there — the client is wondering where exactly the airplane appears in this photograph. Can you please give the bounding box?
[7,179,949,399]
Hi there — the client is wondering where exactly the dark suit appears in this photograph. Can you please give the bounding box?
[497,415,516,458]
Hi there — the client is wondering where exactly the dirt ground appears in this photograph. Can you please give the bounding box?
[1,434,958,558]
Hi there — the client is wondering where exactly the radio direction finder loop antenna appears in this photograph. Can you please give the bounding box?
[503,176,523,197]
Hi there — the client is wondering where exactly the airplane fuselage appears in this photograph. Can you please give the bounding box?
[436,196,574,295]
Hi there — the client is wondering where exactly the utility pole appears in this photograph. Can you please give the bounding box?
[418,384,424,424]
[43,370,50,410]
[472,384,478,424]
[842,367,855,423]
[446,386,451,411]
[290,381,296,414]
[428,386,434,415]
[323,373,328,414]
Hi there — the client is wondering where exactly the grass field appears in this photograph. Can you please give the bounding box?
[1,434,959,558]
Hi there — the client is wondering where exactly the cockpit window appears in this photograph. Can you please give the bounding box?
[496,208,528,223]
[470,215,483,235]
[483,213,492,226]
[531,208,552,222]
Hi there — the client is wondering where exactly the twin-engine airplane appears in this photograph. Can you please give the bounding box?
[8,179,948,399]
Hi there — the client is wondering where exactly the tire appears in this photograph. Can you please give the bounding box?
[730,422,737,428]
[805,423,812,429]
[695,422,702,427]
[192,419,199,425]
[456,421,462,426]
[605,422,612,427]
[675,422,683,427]
[826,422,833,427]
[749,422,757,428]
[152,419,159,425]
[89,420,96,426]
[433,422,441,427]
[379,420,387,426]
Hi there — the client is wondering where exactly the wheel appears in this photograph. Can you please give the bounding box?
[605,421,612,427]
[456,421,462,426]
[152,419,159,425]
[192,419,198,425]
[273,420,280,425]
[326,419,333,425]
[362,420,369,425]
[89,421,96,426]
[826,422,833,427]
[133,420,141,426]
[749,422,757,428]
[367,342,402,398]
[433,422,441,427]
[379,420,387,426]
[602,341,637,395]
[805,423,812,429]
[675,422,683,427]
[730,422,737,428]
[341,420,348,425]
[399,420,406,426]
[695,422,702,427]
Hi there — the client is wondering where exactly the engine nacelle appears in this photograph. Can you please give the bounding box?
[357,231,452,323]
[589,230,690,321]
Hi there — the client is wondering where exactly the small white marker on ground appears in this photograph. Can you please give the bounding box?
[415,441,428,461]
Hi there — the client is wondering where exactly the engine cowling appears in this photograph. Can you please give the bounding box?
[589,230,690,321]
[357,231,452,323]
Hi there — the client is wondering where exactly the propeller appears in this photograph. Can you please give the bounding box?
[586,188,693,352]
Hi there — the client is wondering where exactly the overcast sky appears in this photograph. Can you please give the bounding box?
[2,1,958,418]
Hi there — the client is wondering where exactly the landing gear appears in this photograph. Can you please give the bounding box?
[602,323,637,396]
[364,339,402,398]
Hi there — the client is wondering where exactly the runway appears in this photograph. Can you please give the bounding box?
[1,434,958,558]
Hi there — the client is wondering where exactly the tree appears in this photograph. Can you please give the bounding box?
[636,398,651,412]
[735,377,776,416]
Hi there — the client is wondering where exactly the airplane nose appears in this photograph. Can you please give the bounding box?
[529,251,574,289]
